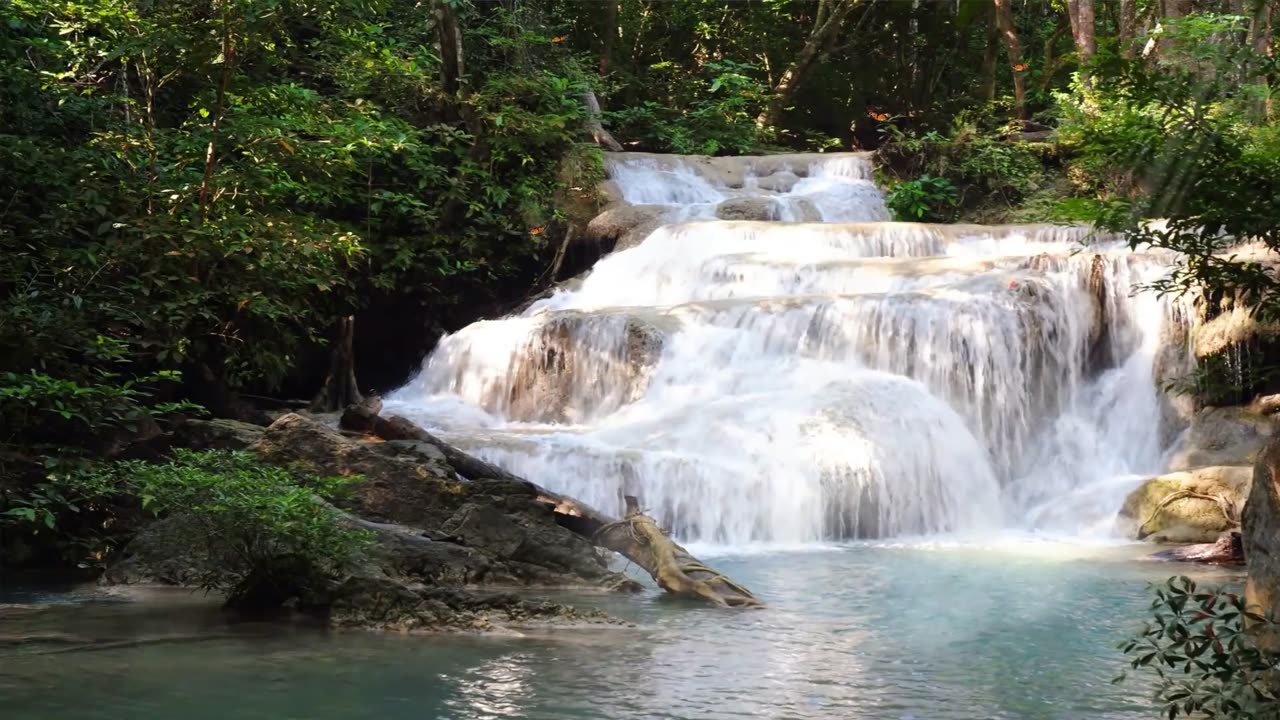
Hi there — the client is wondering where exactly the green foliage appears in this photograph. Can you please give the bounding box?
[0,0,598,445]
[1118,576,1280,720]
[1059,12,1280,396]
[1,450,371,604]
[0,368,201,449]
[116,450,371,604]
[605,59,771,155]
[885,175,960,222]
[881,116,1051,219]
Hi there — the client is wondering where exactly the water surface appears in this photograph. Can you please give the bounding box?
[2,541,1240,720]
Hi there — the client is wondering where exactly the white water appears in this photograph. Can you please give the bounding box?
[390,153,1182,545]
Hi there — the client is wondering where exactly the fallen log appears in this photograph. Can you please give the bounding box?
[339,401,763,608]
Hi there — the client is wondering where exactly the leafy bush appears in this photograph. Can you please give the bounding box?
[879,117,1050,218]
[1118,576,1280,720]
[1,450,371,606]
[605,59,771,154]
[0,0,599,441]
[886,175,960,222]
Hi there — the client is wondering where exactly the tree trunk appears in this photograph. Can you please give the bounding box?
[581,89,623,151]
[1119,0,1138,56]
[310,316,363,413]
[1039,17,1072,92]
[757,0,862,128]
[1164,0,1195,19]
[979,3,999,103]
[1253,0,1275,119]
[993,0,1027,120]
[1244,436,1280,646]
[1066,0,1096,85]
[600,0,618,74]
[339,404,763,608]
[435,0,465,97]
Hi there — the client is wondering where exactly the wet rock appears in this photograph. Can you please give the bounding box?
[751,172,799,194]
[715,197,779,221]
[1120,465,1251,543]
[502,312,669,423]
[582,204,668,252]
[252,413,460,529]
[249,413,624,587]
[1244,435,1280,617]
[322,573,627,633]
[1167,406,1280,471]
[1150,530,1243,565]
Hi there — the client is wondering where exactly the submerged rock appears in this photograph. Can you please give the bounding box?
[714,197,779,222]
[322,573,628,633]
[1119,465,1250,543]
[1150,530,1243,565]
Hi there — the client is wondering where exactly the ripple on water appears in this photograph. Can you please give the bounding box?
[1,542,1244,720]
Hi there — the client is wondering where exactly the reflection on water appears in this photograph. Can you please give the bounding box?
[1,542,1243,720]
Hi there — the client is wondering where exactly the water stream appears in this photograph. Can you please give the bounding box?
[390,151,1181,544]
[4,152,1213,719]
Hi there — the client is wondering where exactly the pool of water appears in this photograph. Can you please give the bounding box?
[1,539,1242,720]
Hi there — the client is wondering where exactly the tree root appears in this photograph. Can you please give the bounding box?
[592,497,763,608]
[1139,489,1240,539]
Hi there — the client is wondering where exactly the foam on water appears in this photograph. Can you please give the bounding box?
[390,152,1182,546]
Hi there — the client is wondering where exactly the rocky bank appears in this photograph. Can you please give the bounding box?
[106,411,640,633]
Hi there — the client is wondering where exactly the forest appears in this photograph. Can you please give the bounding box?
[3,1,1280,718]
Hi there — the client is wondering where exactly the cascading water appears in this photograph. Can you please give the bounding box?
[389,152,1181,545]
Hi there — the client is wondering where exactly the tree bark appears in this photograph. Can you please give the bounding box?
[1119,0,1138,57]
[339,404,763,608]
[993,0,1027,119]
[435,0,465,97]
[310,316,363,413]
[600,0,618,75]
[1250,0,1276,119]
[757,0,863,128]
[1066,0,1096,85]
[979,3,999,103]
[581,89,623,151]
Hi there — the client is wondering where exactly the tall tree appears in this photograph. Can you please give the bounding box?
[757,0,864,128]
[1249,0,1276,119]
[1119,0,1138,56]
[1065,0,1096,87]
[993,0,1027,119]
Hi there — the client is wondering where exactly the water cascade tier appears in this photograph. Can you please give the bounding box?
[390,152,1183,544]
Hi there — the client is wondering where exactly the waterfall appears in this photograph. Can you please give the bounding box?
[389,152,1180,544]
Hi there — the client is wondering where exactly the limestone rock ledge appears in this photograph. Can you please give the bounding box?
[104,412,638,632]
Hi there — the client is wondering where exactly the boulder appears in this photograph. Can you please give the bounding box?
[751,172,799,194]
[1167,406,1280,471]
[1120,465,1251,543]
[1245,435,1280,620]
[248,413,622,587]
[714,197,779,221]
[169,418,265,451]
[581,203,668,251]
[321,573,626,632]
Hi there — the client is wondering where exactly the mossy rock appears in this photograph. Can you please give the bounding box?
[1120,466,1251,543]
